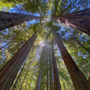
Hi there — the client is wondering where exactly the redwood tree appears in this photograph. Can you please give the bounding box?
[35,70,42,90]
[0,11,40,31]
[51,28,90,90]
[55,9,90,35]
[51,43,61,90]
[0,34,36,90]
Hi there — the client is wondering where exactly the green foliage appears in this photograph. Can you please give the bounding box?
[0,1,13,10]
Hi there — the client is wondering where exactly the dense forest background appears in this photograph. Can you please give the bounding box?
[0,0,90,90]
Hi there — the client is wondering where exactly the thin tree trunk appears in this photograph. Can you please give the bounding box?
[11,60,26,90]
[55,9,90,35]
[51,44,61,90]
[51,29,90,90]
[76,40,90,53]
[0,11,40,31]
[47,52,49,90]
[0,34,36,90]
[35,70,42,90]
[49,45,54,90]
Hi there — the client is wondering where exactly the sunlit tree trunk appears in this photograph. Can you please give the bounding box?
[51,44,61,90]
[51,29,90,90]
[0,34,36,90]
[0,11,40,31]
[55,9,90,35]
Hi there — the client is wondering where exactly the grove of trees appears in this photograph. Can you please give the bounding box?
[0,0,90,90]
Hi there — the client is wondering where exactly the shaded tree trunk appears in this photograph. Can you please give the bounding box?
[12,61,26,90]
[35,70,42,90]
[0,11,40,31]
[0,34,36,90]
[49,46,54,90]
[51,44,61,90]
[55,9,90,35]
[47,56,49,90]
[51,28,90,90]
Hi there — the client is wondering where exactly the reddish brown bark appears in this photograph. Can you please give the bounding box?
[55,9,90,35]
[51,44,61,90]
[0,34,36,90]
[0,11,40,31]
[52,29,90,90]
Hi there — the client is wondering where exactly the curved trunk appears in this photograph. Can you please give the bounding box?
[51,44,61,90]
[0,11,40,31]
[55,9,90,35]
[51,29,90,90]
[0,34,36,90]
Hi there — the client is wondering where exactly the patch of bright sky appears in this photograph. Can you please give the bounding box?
[8,4,40,16]
[25,20,40,27]
[8,4,40,26]
[78,52,88,59]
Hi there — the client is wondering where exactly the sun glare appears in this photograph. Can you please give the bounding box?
[40,41,45,47]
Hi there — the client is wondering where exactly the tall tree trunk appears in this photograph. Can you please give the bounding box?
[51,29,90,90]
[49,46,54,90]
[0,11,40,31]
[55,9,90,35]
[51,43,61,90]
[35,70,42,90]
[12,61,26,90]
[0,34,36,90]
[47,56,49,90]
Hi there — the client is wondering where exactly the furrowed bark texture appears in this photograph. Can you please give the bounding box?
[0,34,36,90]
[51,44,61,90]
[51,29,90,90]
[0,11,40,31]
[56,9,90,35]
